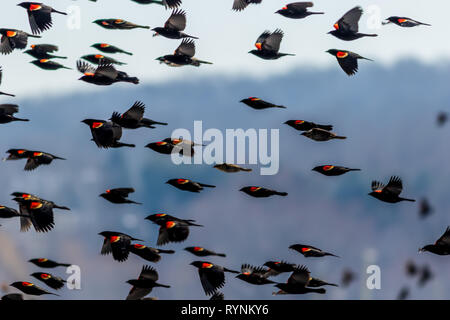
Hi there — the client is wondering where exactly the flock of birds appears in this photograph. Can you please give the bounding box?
[0,1,448,300]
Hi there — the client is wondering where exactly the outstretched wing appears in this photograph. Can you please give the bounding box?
[175,39,195,57]
[371,180,385,192]
[336,6,362,33]
[76,60,96,75]
[165,9,186,31]
[436,226,450,247]
[123,101,145,121]
[385,176,403,196]
[287,265,310,287]
[263,29,284,53]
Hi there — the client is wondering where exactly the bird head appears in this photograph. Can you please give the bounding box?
[326,49,338,56]
[419,246,431,253]
[190,261,206,268]
[248,50,258,56]
[17,3,30,9]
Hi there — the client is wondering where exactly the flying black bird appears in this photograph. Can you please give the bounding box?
[1,293,24,300]
[437,111,448,127]
[99,231,143,262]
[93,19,150,30]
[10,281,57,296]
[126,265,170,300]
[236,264,275,285]
[153,9,198,39]
[312,165,361,176]
[419,226,450,255]
[308,277,338,288]
[341,268,356,287]
[166,178,215,193]
[328,6,377,41]
[31,59,71,70]
[327,49,372,76]
[3,149,30,162]
[184,247,226,257]
[110,101,167,129]
[301,128,347,141]
[419,198,433,219]
[263,261,297,276]
[31,272,66,290]
[24,44,66,59]
[369,176,415,203]
[146,140,194,157]
[273,266,326,295]
[81,119,135,148]
[156,39,212,67]
[129,243,175,263]
[100,188,141,204]
[290,244,339,258]
[145,213,203,226]
[213,163,252,173]
[0,67,14,97]
[232,0,262,11]
[418,264,433,287]
[191,261,239,296]
[275,2,324,19]
[383,17,430,28]
[0,105,29,124]
[17,2,67,35]
[397,286,410,300]
[77,60,139,85]
[0,29,40,55]
[91,43,132,55]
[405,260,418,277]
[240,186,287,198]
[29,258,71,268]
[249,29,294,60]
[0,205,23,219]
[284,120,332,132]
[156,221,196,246]
[240,97,286,110]
[4,149,64,171]
[81,54,126,66]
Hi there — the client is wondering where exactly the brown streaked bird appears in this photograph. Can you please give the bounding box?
[383,16,430,28]
[273,265,326,295]
[327,49,372,76]
[240,97,286,110]
[24,44,66,59]
[184,247,226,257]
[0,105,29,124]
[10,281,57,296]
[156,39,212,67]
[312,165,360,176]
[110,101,167,129]
[240,186,287,198]
[99,231,143,262]
[129,243,175,263]
[236,264,275,285]
[31,272,66,290]
[419,226,450,256]
[289,244,339,258]
[328,6,377,41]
[126,265,170,300]
[276,2,324,19]
[30,59,71,70]
[29,258,71,268]
[77,60,139,85]
[301,128,346,141]
[284,120,332,132]
[0,67,15,97]
[99,188,142,204]
[232,0,262,12]
[0,29,41,55]
[91,43,132,55]
[191,261,239,296]
[17,2,67,35]
[213,163,252,173]
[369,176,415,203]
[93,19,150,30]
[166,178,215,193]
[81,119,135,148]
[152,9,198,39]
[249,29,294,60]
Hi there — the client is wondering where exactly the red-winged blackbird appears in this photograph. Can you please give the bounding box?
[10,281,57,296]
[273,266,326,295]
[110,101,167,129]
[129,243,175,263]
[419,198,433,219]
[18,2,67,35]
[284,120,332,132]
[99,231,143,262]
[232,0,262,11]
[158,220,196,246]
[12,196,70,233]
[31,59,71,70]
[210,291,224,300]
[240,97,286,110]
[4,150,65,171]
[153,9,198,40]
[81,119,135,148]
[191,261,239,295]
[4,148,29,161]
[146,141,193,157]
[126,265,170,300]
[249,29,294,60]
[24,44,66,59]
[91,43,132,55]
[99,188,142,204]
[29,258,71,268]
[276,2,324,19]
[301,128,346,141]
[31,272,66,290]
[0,29,41,55]
[383,17,430,28]
[81,54,126,66]
[369,176,415,203]
[327,49,372,76]
[93,19,150,30]
[77,60,139,85]
[437,111,448,127]
[12,192,43,232]
[0,105,29,123]
[0,205,22,219]
[166,178,215,193]
[184,247,226,257]
[263,261,296,276]
[1,293,24,300]
[312,165,360,176]
[240,186,287,198]
[0,67,15,97]
[328,6,377,41]
[145,213,203,226]
[419,226,450,255]
[289,244,339,258]
[213,163,251,173]
[163,137,203,147]
[156,39,212,67]
[236,264,275,285]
